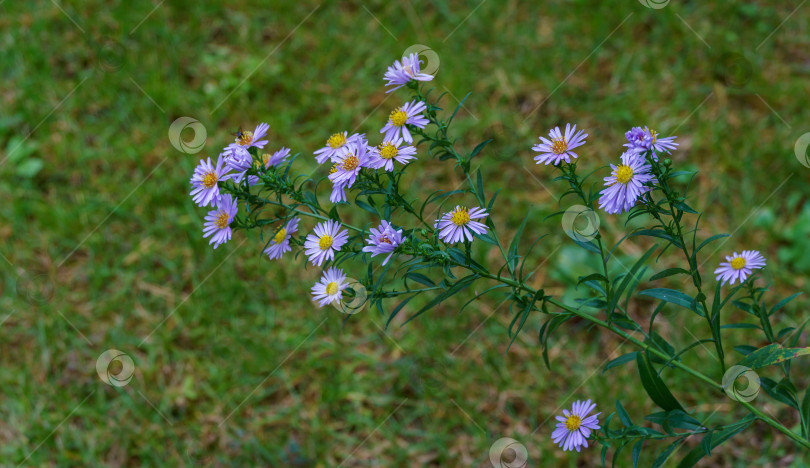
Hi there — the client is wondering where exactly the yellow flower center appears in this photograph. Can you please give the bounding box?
[273,228,287,244]
[565,415,582,431]
[327,133,347,149]
[215,212,230,229]
[550,138,568,155]
[237,130,253,146]
[615,165,634,184]
[329,163,338,174]
[325,281,339,296]
[379,143,398,160]
[451,207,470,227]
[649,128,658,144]
[202,171,218,189]
[319,235,333,250]
[379,236,392,244]
[390,109,408,127]
[731,257,746,270]
[342,154,359,171]
[262,153,271,166]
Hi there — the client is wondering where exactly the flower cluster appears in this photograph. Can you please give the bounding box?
[183,52,792,461]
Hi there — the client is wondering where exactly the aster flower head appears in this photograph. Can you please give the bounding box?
[714,250,766,286]
[231,122,269,149]
[304,219,349,266]
[380,100,429,144]
[263,147,292,168]
[368,137,417,171]
[383,53,434,93]
[189,155,230,207]
[552,399,600,453]
[202,194,238,249]
[532,123,588,166]
[598,152,656,214]
[362,220,404,265]
[314,131,366,164]
[329,140,371,190]
[434,205,489,244]
[264,217,299,260]
[222,145,253,183]
[624,126,678,159]
[311,267,348,308]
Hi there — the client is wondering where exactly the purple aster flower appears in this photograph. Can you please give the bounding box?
[311,267,348,308]
[383,53,434,93]
[263,147,291,167]
[434,206,489,243]
[329,140,370,191]
[189,155,230,207]
[714,250,766,286]
[304,219,349,266]
[264,216,299,260]
[368,137,417,171]
[551,399,600,453]
[247,147,294,186]
[624,126,678,159]
[598,153,656,214]
[380,100,429,144]
[314,132,366,164]
[222,145,253,183]
[362,220,403,265]
[202,194,237,249]
[532,123,588,166]
[231,122,269,150]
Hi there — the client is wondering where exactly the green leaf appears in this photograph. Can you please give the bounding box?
[608,245,658,317]
[636,351,684,412]
[632,440,644,468]
[696,233,730,252]
[737,343,810,370]
[801,387,810,438]
[639,288,699,314]
[469,138,493,160]
[652,437,686,468]
[405,272,435,288]
[771,292,803,315]
[602,352,637,374]
[649,268,690,281]
[675,416,754,468]
[616,400,633,427]
[508,213,531,272]
[403,275,479,325]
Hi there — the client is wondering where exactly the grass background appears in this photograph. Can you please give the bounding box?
[1,0,810,466]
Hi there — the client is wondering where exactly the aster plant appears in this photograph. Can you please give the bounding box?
[183,53,810,465]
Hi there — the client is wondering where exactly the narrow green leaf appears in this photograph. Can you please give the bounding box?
[636,351,684,412]
[639,288,699,314]
[738,343,810,370]
[616,400,633,428]
[602,352,638,374]
[649,268,690,281]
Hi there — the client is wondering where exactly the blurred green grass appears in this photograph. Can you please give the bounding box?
[1,0,809,466]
